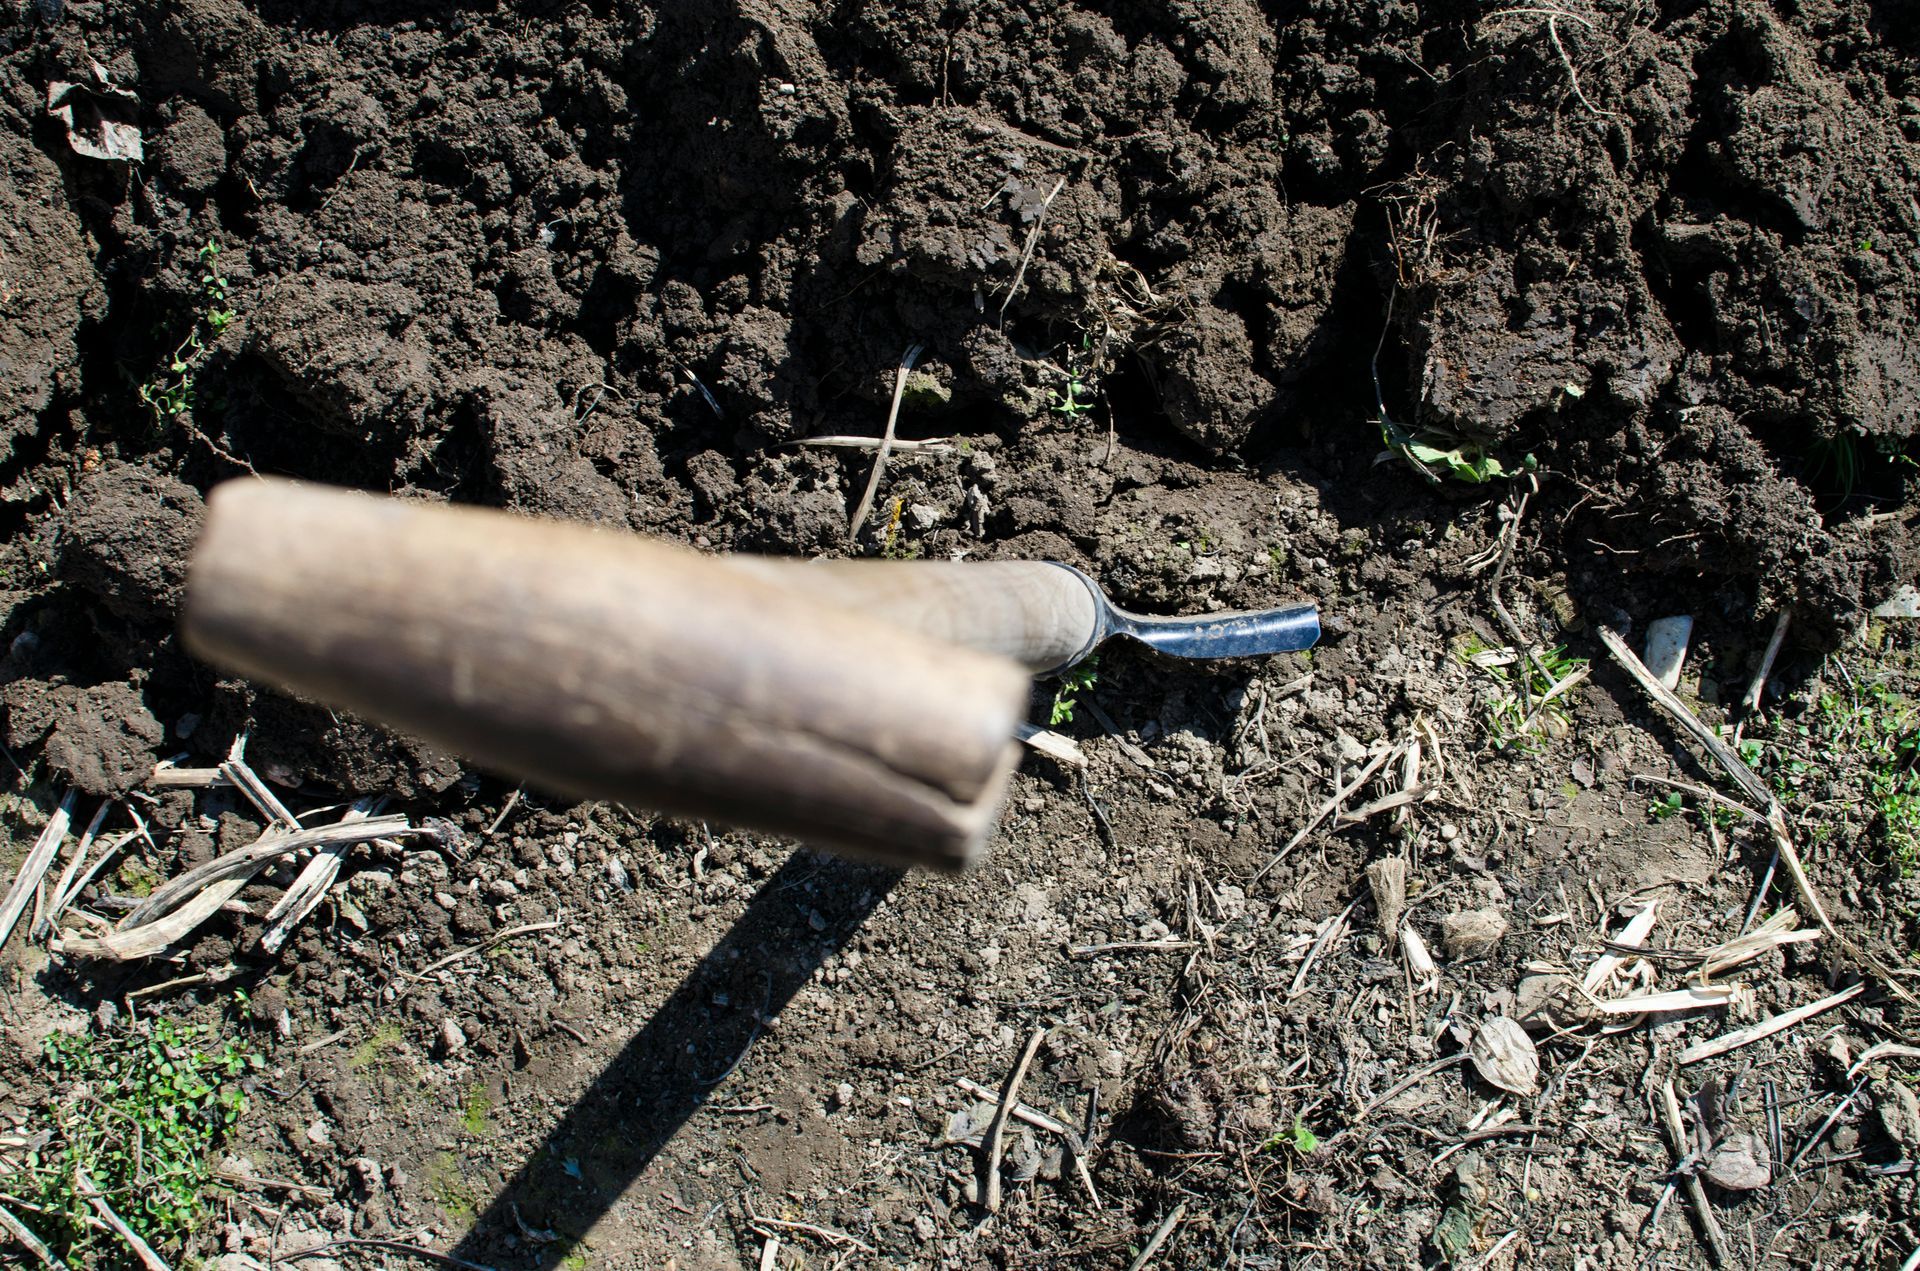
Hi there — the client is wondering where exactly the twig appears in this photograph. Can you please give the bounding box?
[75,1169,170,1271]
[998,177,1066,324]
[1742,612,1791,713]
[483,787,522,838]
[1596,627,1908,997]
[1343,1053,1468,1129]
[1678,982,1866,1065]
[847,343,924,538]
[0,792,73,952]
[276,1237,498,1270]
[1126,1202,1187,1271]
[1069,940,1197,956]
[1788,1077,1869,1169]
[742,1199,874,1253]
[1250,743,1399,883]
[399,921,560,992]
[297,1028,349,1055]
[955,1078,1077,1141]
[758,1235,779,1271]
[1657,1081,1731,1267]
[0,1200,66,1268]
[213,1168,332,1200]
[792,435,955,454]
[981,1028,1047,1212]
[1289,897,1361,999]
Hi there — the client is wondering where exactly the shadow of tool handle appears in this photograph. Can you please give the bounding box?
[450,851,900,1268]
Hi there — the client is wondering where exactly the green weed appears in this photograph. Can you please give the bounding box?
[139,240,236,428]
[1049,657,1099,727]
[1047,334,1098,420]
[0,1019,253,1263]
[1457,638,1587,753]
[1380,415,1507,485]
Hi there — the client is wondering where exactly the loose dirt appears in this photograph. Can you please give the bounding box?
[4,1,1920,1268]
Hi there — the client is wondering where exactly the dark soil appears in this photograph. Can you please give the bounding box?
[5,0,1920,1267]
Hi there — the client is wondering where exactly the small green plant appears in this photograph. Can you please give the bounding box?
[1648,790,1684,820]
[1,1019,252,1263]
[1049,657,1099,727]
[1457,639,1587,753]
[1261,1114,1320,1154]
[139,240,236,428]
[1380,415,1507,485]
[1047,334,1099,420]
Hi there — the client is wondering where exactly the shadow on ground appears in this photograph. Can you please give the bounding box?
[450,850,900,1268]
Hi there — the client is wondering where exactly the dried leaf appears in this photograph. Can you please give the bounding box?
[1703,1130,1770,1191]
[1469,1016,1539,1096]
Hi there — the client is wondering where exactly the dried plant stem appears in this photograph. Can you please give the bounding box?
[981,1028,1046,1212]
[847,343,924,538]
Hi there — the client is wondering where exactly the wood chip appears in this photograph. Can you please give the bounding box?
[1015,722,1087,767]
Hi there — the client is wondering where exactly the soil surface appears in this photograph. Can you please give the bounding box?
[5,1,1920,1268]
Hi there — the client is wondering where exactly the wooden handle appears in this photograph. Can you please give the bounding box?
[181,479,1031,870]
[720,559,1101,673]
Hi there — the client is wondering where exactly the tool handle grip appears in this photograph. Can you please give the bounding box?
[721,558,1100,673]
[182,480,1030,870]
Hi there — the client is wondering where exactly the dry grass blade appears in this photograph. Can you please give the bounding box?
[1677,982,1866,1065]
[1251,740,1400,883]
[35,801,109,942]
[256,800,379,955]
[847,342,924,538]
[0,1200,67,1268]
[0,791,74,953]
[54,814,417,961]
[1595,627,1909,998]
[1699,910,1820,978]
[75,1168,170,1271]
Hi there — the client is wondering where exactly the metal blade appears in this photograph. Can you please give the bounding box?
[1105,602,1321,662]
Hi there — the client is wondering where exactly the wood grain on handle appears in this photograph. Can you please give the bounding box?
[721,558,1100,673]
[181,479,1030,870]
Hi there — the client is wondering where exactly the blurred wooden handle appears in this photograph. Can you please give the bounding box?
[181,479,1030,870]
[721,558,1100,672]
